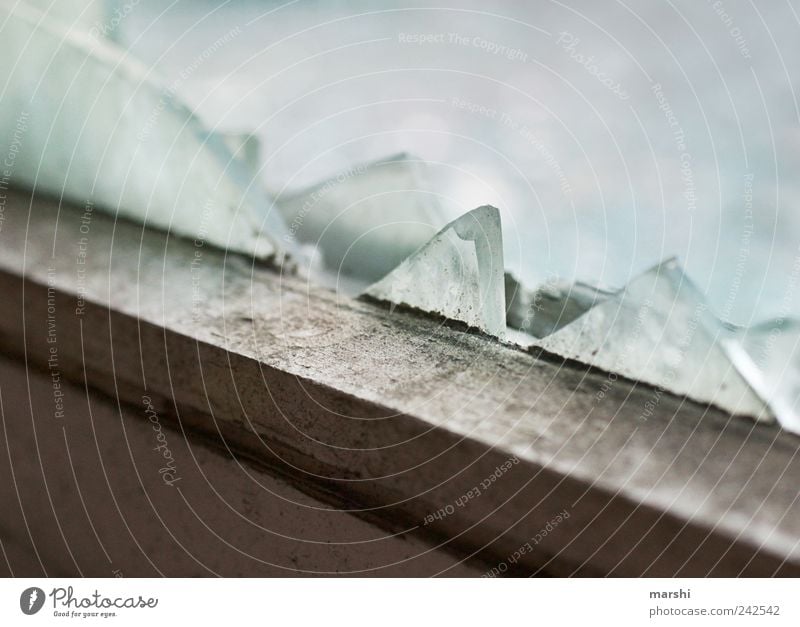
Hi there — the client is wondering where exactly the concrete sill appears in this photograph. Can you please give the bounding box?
[1,187,798,576]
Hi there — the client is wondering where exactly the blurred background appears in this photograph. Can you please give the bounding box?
[24,0,800,326]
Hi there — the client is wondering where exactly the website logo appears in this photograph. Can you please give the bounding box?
[20,587,45,615]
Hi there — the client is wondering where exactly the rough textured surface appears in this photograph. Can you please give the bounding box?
[1,187,799,576]
[364,205,506,337]
[0,355,479,576]
[536,259,768,420]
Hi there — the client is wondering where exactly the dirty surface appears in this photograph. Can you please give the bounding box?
[1,188,799,575]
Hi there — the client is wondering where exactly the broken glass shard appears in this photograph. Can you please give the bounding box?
[0,3,291,263]
[210,130,262,174]
[505,272,614,338]
[723,319,800,434]
[277,153,449,283]
[362,206,506,337]
[535,258,769,419]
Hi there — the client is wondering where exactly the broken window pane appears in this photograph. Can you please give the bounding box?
[534,258,769,420]
[724,320,800,434]
[6,0,798,436]
[363,206,506,337]
[0,3,291,263]
[505,272,613,339]
[277,153,449,284]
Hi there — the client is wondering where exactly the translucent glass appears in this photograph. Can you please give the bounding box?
[363,206,506,337]
[505,272,613,339]
[724,320,800,434]
[535,259,769,419]
[277,154,447,282]
[0,3,291,262]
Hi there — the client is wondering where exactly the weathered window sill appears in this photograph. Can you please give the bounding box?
[1,187,798,576]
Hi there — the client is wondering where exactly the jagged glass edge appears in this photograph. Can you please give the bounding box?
[2,2,293,263]
[521,257,773,423]
[722,328,800,435]
[361,205,506,337]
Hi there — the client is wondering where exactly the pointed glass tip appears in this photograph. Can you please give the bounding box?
[505,272,613,338]
[362,205,506,337]
[277,154,447,283]
[536,258,768,419]
[723,319,800,435]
